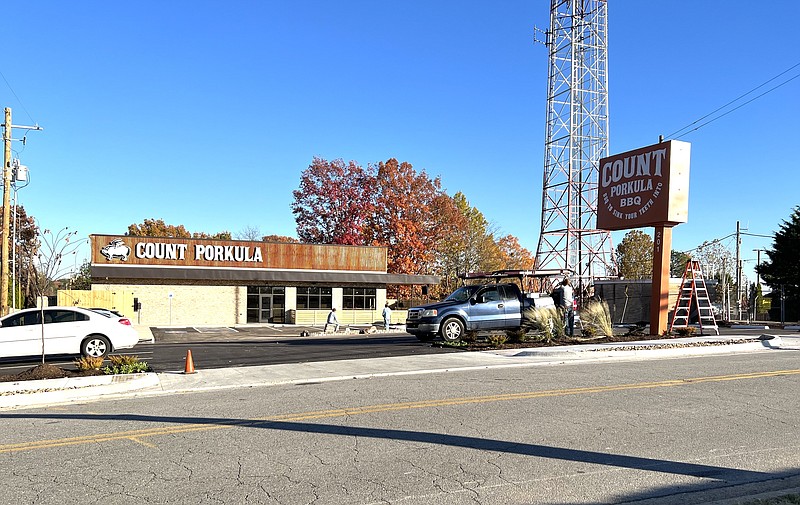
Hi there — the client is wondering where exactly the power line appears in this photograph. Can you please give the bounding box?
[666,61,800,140]
[0,70,37,125]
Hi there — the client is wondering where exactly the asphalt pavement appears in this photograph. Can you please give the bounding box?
[2,328,798,410]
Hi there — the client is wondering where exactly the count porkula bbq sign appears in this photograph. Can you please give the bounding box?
[596,140,690,231]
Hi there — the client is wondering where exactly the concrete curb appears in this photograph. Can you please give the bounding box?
[0,335,792,409]
[0,373,160,409]
[504,336,781,357]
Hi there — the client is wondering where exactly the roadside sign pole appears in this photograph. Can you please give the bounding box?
[650,225,672,335]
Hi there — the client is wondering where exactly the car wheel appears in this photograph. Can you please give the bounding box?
[81,335,111,358]
[415,333,435,342]
[440,318,465,342]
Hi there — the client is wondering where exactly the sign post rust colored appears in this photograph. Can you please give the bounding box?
[651,225,672,335]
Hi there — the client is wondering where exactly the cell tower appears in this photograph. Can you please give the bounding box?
[535,0,617,291]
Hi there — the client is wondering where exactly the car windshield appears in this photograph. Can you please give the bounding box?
[445,286,480,302]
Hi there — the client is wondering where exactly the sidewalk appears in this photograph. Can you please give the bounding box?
[0,334,793,410]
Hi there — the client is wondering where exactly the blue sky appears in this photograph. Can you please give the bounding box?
[3,1,798,284]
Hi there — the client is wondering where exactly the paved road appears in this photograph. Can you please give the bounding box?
[2,349,800,504]
[0,324,791,376]
[0,329,459,375]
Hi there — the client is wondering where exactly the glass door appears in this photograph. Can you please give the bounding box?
[247,286,286,323]
[260,295,272,322]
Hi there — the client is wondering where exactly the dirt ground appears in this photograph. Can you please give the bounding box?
[0,363,103,383]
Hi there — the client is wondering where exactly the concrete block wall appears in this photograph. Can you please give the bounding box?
[93,283,238,326]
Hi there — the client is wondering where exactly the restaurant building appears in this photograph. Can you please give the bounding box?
[86,235,439,327]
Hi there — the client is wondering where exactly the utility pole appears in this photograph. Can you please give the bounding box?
[2,108,12,317]
[735,221,742,321]
[2,107,42,316]
[753,248,766,321]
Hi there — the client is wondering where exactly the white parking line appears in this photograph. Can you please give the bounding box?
[193,327,239,333]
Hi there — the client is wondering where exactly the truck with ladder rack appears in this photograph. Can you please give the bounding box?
[404,269,570,342]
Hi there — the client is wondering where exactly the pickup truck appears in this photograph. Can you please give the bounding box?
[405,282,555,342]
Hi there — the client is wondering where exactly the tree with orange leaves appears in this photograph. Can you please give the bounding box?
[497,235,535,270]
[365,158,444,275]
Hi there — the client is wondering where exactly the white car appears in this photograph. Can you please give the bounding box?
[0,306,139,359]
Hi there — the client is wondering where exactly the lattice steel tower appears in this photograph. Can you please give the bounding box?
[535,0,617,290]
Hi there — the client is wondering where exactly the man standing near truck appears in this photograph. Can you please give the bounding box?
[558,278,575,337]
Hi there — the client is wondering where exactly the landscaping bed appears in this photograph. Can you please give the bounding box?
[0,363,104,382]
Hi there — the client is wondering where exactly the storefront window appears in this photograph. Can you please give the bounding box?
[296,286,332,310]
[246,286,286,323]
[343,287,376,310]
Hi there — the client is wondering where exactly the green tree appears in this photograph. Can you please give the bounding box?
[449,193,503,277]
[68,259,92,290]
[615,230,653,279]
[756,206,800,320]
[670,250,691,277]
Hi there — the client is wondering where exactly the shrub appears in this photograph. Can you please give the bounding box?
[103,355,151,375]
[74,356,104,371]
[462,331,478,344]
[488,334,508,347]
[580,300,613,337]
[506,329,530,343]
[524,306,565,343]
[673,326,697,337]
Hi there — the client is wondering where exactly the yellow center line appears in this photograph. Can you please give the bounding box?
[2,368,799,454]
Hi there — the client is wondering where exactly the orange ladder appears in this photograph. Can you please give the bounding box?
[670,259,719,335]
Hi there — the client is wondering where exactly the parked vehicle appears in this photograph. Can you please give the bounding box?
[406,270,564,342]
[0,306,139,359]
[89,307,125,319]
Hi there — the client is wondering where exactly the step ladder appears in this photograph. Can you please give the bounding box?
[670,259,719,335]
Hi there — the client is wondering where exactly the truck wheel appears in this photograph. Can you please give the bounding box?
[440,318,465,342]
[415,333,435,342]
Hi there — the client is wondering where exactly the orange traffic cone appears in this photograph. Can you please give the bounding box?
[184,349,196,374]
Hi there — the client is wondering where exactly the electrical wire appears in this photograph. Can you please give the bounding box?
[0,70,37,125]
[665,61,800,140]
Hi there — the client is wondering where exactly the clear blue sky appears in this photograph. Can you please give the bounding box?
[3,1,798,284]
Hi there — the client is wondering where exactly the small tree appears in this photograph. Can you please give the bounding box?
[34,227,88,363]
[235,225,262,241]
[616,230,653,279]
[670,250,691,277]
[35,228,86,299]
